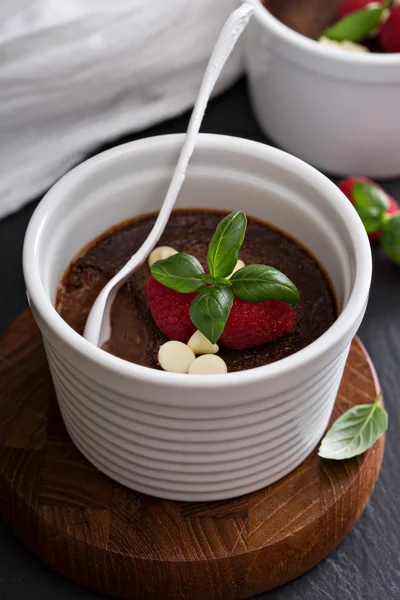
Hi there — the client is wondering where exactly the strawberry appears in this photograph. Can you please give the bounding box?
[337,177,399,241]
[147,212,300,359]
[380,6,400,52]
[219,298,296,351]
[339,0,384,18]
[145,276,196,342]
[145,277,296,350]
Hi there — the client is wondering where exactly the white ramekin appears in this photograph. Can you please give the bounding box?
[23,134,372,501]
[245,1,400,178]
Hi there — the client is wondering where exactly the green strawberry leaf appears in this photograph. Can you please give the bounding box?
[352,182,389,233]
[318,393,388,460]
[230,265,300,304]
[189,284,234,344]
[380,213,400,264]
[207,211,247,278]
[320,5,388,43]
[151,253,205,293]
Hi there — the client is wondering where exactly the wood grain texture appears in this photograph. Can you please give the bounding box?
[0,309,384,600]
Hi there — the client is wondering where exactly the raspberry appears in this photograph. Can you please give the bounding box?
[339,0,384,18]
[380,6,400,52]
[145,277,196,342]
[219,298,296,351]
[337,177,399,242]
[145,277,296,350]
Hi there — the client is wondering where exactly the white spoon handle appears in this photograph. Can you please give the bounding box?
[84,3,254,346]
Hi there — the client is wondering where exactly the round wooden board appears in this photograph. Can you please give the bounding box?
[0,310,384,600]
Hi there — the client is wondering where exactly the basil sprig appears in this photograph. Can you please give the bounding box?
[343,180,400,265]
[318,393,387,460]
[150,211,300,343]
[353,182,389,233]
[320,1,391,43]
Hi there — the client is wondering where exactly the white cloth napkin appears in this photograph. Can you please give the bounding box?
[0,0,242,219]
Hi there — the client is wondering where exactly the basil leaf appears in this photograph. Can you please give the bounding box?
[151,253,205,293]
[230,265,300,304]
[321,6,387,42]
[207,211,247,278]
[380,213,400,264]
[214,277,232,286]
[189,284,234,344]
[353,182,389,233]
[318,393,388,460]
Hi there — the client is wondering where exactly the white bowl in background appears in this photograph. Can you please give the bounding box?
[23,134,372,501]
[245,0,400,178]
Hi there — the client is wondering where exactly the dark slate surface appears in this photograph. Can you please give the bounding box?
[0,78,399,600]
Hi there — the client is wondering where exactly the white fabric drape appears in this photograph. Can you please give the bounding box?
[0,0,241,219]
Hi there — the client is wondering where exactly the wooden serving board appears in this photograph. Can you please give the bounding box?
[0,310,384,600]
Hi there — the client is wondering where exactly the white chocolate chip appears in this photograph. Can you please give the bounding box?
[227,259,245,279]
[341,40,370,52]
[319,37,370,53]
[319,37,343,48]
[187,330,219,355]
[158,341,195,373]
[148,246,178,269]
[188,354,228,375]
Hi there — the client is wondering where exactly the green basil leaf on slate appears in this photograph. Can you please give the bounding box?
[151,253,205,293]
[230,265,300,304]
[318,393,388,460]
[207,211,247,278]
[380,213,400,265]
[320,6,387,42]
[353,182,389,233]
[189,284,234,344]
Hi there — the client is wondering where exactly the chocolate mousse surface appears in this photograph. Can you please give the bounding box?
[262,0,341,40]
[57,210,338,372]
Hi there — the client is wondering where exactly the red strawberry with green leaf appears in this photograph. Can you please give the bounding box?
[146,276,297,350]
[321,1,389,43]
[339,0,384,19]
[337,177,399,241]
[146,212,299,349]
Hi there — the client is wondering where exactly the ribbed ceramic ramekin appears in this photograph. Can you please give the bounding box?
[23,134,372,501]
[245,0,400,178]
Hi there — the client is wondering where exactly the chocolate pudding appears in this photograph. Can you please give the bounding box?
[57,210,338,372]
[262,0,341,40]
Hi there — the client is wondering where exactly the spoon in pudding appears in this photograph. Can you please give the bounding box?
[83,3,254,347]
